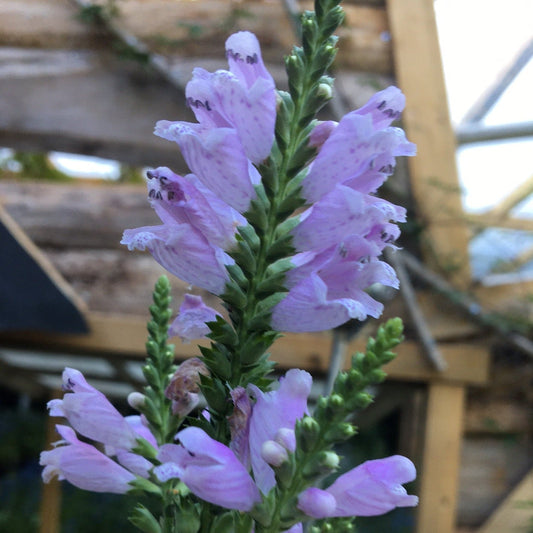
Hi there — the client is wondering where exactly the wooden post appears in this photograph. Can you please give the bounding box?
[386,0,471,288]
[416,383,465,533]
[39,394,61,533]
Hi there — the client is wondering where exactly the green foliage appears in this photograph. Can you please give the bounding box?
[0,152,73,182]
[137,276,180,445]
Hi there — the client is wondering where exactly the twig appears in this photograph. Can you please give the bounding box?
[324,330,349,394]
[461,37,533,124]
[400,250,533,359]
[71,0,189,92]
[386,250,447,371]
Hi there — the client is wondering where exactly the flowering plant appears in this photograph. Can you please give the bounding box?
[41,0,418,531]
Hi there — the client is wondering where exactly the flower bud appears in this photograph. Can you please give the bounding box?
[324,422,358,443]
[127,392,146,410]
[317,82,333,101]
[302,451,340,478]
[298,487,336,519]
[275,427,296,452]
[261,440,288,467]
[299,416,320,452]
[327,393,344,413]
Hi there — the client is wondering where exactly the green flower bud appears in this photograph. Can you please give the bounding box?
[299,416,320,452]
[317,81,333,101]
[351,391,373,410]
[327,393,344,413]
[128,504,162,533]
[324,422,358,443]
[302,450,340,478]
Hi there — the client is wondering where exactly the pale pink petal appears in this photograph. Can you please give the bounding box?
[121,223,231,294]
[40,425,136,494]
[248,369,312,493]
[169,294,220,342]
[326,455,418,516]
[297,487,337,518]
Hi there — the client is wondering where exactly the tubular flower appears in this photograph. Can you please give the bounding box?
[271,235,398,332]
[154,427,261,511]
[121,167,240,294]
[48,368,139,450]
[40,425,136,494]
[169,294,221,342]
[297,455,418,518]
[248,369,312,493]
[302,86,416,203]
[154,31,276,212]
[153,369,417,519]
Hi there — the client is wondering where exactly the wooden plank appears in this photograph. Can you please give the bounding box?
[416,383,466,533]
[0,312,490,385]
[386,0,471,288]
[0,0,102,49]
[0,0,391,73]
[0,49,190,169]
[0,181,156,250]
[478,467,533,533]
[466,212,533,232]
[39,391,62,533]
[484,174,533,220]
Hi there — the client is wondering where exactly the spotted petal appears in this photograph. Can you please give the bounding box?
[155,121,257,212]
[121,223,231,294]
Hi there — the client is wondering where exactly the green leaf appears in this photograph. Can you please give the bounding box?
[128,504,162,533]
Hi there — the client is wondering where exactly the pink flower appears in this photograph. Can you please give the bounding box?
[40,425,136,494]
[154,31,276,212]
[248,369,312,493]
[168,294,221,342]
[297,455,418,518]
[154,427,261,511]
[48,368,138,450]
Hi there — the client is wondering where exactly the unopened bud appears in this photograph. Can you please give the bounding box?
[317,82,333,101]
[275,427,296,452]
[261,440,288,467]
[327,393,344,412]
[299,416,320,452]
[320,451,340,470]
[127,392,146,410]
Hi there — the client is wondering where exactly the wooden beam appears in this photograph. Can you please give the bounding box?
[478,467,533,533]
[0,312,490,385]
[39,391,62,533]
[466,213,533,232]
[386,0,471,287]
[0,49,190,170]
[416,383,466,533]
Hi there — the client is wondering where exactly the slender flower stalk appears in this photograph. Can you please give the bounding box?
[41,0,419,530]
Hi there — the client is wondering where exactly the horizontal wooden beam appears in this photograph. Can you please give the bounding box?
[0,312,490,385]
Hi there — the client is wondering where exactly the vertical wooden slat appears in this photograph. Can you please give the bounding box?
[386,0,471,288]
[416,383,465,533]
[39,396,61,533]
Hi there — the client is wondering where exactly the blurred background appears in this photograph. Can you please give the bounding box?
[0,0,532,532]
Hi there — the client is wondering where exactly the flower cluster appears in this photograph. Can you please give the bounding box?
[42,4,419,530]
[121,31,415,339]
[41,367,417,527]
[40,369,157,493]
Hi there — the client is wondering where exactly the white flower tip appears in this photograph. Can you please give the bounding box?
[261,440,288,467]
[127,392,146,410]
